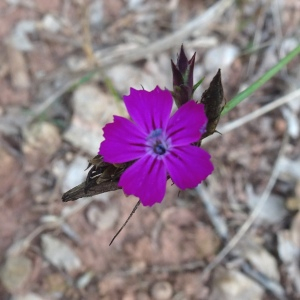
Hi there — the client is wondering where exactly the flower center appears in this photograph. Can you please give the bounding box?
[153,142,166,155]
[146,128,169,156]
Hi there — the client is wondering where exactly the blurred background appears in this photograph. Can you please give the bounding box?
[0,0,300,299]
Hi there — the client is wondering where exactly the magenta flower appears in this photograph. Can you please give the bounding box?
[99,86,214,206]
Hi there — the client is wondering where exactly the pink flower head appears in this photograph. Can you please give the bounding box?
[99,86,214,206]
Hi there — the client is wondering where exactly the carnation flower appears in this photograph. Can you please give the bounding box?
[99,86,214,206]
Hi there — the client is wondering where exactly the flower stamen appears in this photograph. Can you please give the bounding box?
[153,142,166,155]
[147,129,169,156]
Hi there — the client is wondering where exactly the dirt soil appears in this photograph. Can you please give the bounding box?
[0,0,300,300]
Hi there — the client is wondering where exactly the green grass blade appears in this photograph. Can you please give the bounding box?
[222,44,300,115]
[192,77,205,94]
[69,70,98,91]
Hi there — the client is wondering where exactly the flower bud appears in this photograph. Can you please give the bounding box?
[171,45,195,107]
[200,69,225,139]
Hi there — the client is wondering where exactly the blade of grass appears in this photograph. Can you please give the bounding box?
[193,77,205,94]
[69,70,98,91]
[222,44,300,115]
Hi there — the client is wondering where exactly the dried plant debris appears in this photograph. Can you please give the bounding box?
[85,155,129,188]
[62,155,130,202]
[0,256,32,293]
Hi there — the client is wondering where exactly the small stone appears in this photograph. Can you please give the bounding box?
[41,234,82,273]
[210,268,264,300]
[274,118,287,135]
[43,273,67,295]
[86,204,119,230]
[278,157,300,180]
[6,0,21,5]
[247,186,288,225]
[41,14,61,33]
[282,107,299,138]
[277,213,300,293]
[204,44,240,72]
[277,230,299,264]
[291,212,300,249]
[241,242,280,281]
[151,281,173,300]
[279,38,299,59]
[89,0,104,25]
[9,20,36,51]
[6,42,30,89]
[62,156,88,193]
[286,197,300,211]
[287,90,300,113]
[127,0,144,10]
[0,147,20,197]
[76,272,94,289]
[66,56,89,72]
[23,122,61,171]
[130,260,147,274]
[105,64,160,95]
[64,84,117,155]
[195,225,221,259]
[0,256,32,292]
[12,293,44,300]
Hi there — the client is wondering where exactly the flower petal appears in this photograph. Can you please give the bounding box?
[164,145,213,189]
[123,86,173,134]
[119,155,166,206]
[99,116,146,163]
[166,101,207,146]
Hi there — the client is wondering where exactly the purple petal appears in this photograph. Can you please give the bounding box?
[119,155,166,206]
[166,101,207,146]
[123,86,173,134]
[99,116,146,163]
[164,145,214,190]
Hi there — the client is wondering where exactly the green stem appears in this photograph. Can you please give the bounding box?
[222,44,300,115]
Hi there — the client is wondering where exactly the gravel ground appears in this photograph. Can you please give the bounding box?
[0,0,300,299]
